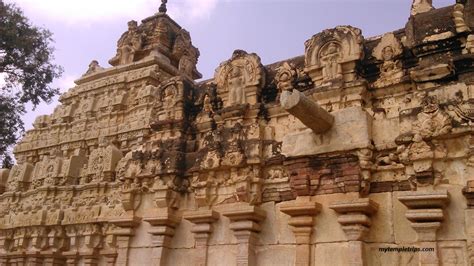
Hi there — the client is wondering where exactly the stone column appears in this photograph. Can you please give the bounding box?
[280,200,321,266]
[144,208,181,266]
[183,210,219,266]
[398,191,450,266]
[221,204,266,266]
[330,198,379,266]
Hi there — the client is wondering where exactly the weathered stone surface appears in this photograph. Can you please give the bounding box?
[280,90,334,134]
[281,106,372,157]
[2,1,474,265]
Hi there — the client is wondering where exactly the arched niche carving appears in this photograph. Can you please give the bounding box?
[304,26,364,85]
[215,50,265,107]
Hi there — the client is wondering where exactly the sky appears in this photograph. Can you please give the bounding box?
[6,0,454,133]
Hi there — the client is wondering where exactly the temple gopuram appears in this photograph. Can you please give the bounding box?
[1,0,474,265]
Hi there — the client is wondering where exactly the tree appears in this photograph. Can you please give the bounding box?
[0,1,63,166]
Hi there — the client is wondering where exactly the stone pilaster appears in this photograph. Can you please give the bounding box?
[144,208,181,266]
[183,210,219,266]
[25,252,43,265]
[0,230,12,265]
[221,204,266,266]
[330,198,379,266]
[280,199,321,266]
[109,216,140,266]
[398,190,450,266]
[463,181,474,264]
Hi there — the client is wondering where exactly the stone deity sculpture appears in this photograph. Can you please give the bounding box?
[228,67,246,105]
[321,43,342,81]
[110,20,144,65]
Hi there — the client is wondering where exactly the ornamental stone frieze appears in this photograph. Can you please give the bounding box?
[2,0,474,265]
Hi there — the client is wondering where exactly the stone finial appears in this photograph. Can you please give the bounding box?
[411,0,434,16]
[83,60,104,76]
[453,3,470,33]
[159,0,168,13]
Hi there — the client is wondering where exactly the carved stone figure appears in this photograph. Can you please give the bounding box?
[83,60,104,76]
[275,62,297,91]
[7,163,33,192]
[86,140,123,183]
[173,29,200,79]
[304,26,363,85]
[411,0,433,16]
[413,95,452,140]
[215,50,265,107]
[178,52,195,78]
[447,91,474,125]
[320,42,342,81]
[372,33,404,87]
[109,20,144,66]
[228,67,246,105]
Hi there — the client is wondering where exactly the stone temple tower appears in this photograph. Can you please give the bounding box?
[2,0,474,265]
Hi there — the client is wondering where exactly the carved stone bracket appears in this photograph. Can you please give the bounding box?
[463,181,474,207]
[280,199,321,266]
[183,210,219,266]
[144,208,181,266]
[398,191,450,265]
[330,198,379,266]
[109,216,141,265]
[221,204,266,266]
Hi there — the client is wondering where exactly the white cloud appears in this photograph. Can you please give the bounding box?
[55,74,78,93]
[8,0,219,24]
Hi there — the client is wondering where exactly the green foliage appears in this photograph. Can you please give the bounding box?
[0,1,63,161]
[1,153,13,169]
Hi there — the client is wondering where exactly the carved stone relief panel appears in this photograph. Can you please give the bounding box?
[304,26,364,85]
[215,50,265,107]
[85,142,123,183]
[152,77,186,125]
[109,20,145,66]
[372,33,405,88]
[6,163,34,192]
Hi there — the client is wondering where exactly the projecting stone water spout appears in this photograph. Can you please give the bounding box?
[280,89,334,134]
